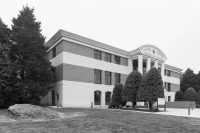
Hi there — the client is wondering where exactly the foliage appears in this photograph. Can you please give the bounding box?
[175,91,183,101]
[137,67,164,110]
[10,6,55,105]
[109,84,123,108]
[121,70,142,105]
[0,18,19,108]
[180,68,200,94]
[183,87,197,102]
[197,90,200,105]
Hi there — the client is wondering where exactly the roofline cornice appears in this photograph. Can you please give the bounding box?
[165,64,182,72]
[45,29,129,56]
[45,29,182,72]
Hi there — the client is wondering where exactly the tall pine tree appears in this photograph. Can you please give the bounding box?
[0,18,19,108]
[10,6,54,104]
[137,67,164,110]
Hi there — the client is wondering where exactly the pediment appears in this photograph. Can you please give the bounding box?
[140,44,167,61]
[129,44,167,61]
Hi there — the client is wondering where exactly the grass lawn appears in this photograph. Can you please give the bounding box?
[0,108,200,133]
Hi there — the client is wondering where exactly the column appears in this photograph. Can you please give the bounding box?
[128,58,133,73]
[101,91,105,108]
[161,62,165,96]
[161,62,165,82]
[138,54,143,75]
[154,59,158,68]
[146,57,151,73]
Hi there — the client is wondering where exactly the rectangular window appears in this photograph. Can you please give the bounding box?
[52,48,56,58]
[168,83,171,92]
[94,50,101,60]
[168,96,171,102]
[167,70,170,76]
[115,73,121,84]
[114,55,120,64]
[105,53,111,62]
[164,82,166,89]
[94,69,101,84]
[105,71,111,85]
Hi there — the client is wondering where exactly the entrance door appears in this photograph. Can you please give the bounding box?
[52,90,56,106]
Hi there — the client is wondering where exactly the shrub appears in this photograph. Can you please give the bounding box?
[197,90,200,107]
[121,70,143,106]
[175,91,184,101]
[183,87,197,102]
[109,84,123,108]
[137,67,164,110]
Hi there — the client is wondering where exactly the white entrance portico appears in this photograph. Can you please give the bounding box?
[129,44,168,105]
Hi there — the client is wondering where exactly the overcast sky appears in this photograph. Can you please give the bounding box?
[1,0,200,73]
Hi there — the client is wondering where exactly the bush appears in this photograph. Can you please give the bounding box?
[109,84,123,108]
[183,87,197,102]
[137,67,164,110]
[121,70,143,106]
[197,90,200,107]
[175,91,184,101]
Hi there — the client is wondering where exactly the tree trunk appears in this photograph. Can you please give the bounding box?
[149,102,153,110]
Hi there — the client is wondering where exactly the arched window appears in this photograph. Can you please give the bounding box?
[94,91,101,105]
[105,91,111,105]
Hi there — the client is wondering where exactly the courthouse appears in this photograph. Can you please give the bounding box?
[40,29,182,107]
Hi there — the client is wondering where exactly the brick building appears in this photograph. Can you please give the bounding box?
[40,29,182,107]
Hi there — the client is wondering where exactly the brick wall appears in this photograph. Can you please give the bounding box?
[62,40,94,58]
[55,64,63,82]
[121,57,128,66]
[171,83,180,92]
[170,71,180,79]
[46,50,53,60]
[166,101,196,109]
[63,64,94,83]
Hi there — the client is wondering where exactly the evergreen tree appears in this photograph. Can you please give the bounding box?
[137,67,164,110]
[10,6,55,104]
[109,84,123,108]
[181,68,199,94]
[183,87,197,102]
[121,70,142,107]
[175,91,183,101]
[0,18,19,108]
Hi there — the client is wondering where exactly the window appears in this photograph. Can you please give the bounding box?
[94,69,101,84]
[165,69,170,76]
[164,82,166,89]
[168,96,171,102]
[94,50,101,60]
[94,91,101,105]
[114,55,120,64]
[133,60,138,70]
[105,92,111,105]
[105,53,111,62]
[105,71,111,85]
[115,73,121,84]
[52,48,56,58]
[167,70,170,76]
[168,83,171,92]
